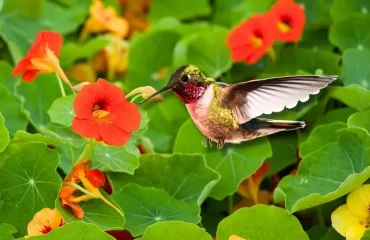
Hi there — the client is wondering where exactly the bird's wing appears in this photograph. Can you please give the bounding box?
[221,75,337,124]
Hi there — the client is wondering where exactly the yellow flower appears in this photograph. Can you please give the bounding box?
[331,184,370,240]
[92,34,129,79]
[229,235,247,240]
[26,208,64,237]
[80,0,129,41]
[119,0,152,35]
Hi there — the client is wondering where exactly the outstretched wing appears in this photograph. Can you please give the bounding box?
[221,75,337,124]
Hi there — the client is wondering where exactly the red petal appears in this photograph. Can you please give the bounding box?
[61,200,84,219]
[21,71,38,82]
[72,118,101,140]
[99,123,131,146]
[33,30,63,56]
[85,169,106,188]
[96,78,126,104]
[110,102,141,133]
[73,82,105,119]
[12,58,33,75]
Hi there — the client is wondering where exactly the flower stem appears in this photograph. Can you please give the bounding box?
[316,205,325,226]
[100,193,124,216]
[129,94,142,103]
[75,140,95,165]
[64,182,98,198]
[69,144,75,166]
[55,72,66,97]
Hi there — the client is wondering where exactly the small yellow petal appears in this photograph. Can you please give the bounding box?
[347,184,370,219]
[126,86,164,102]
[346,225,366,240]
[229,235,247,240]
[332,205,364,238]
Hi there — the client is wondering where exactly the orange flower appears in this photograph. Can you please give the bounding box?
[72,78,141,146]
[119,0,151,35]
[26,208,64,237]
[269,0,305,42]
[59,160,121,218]
[11,30,72,87]
[227,14,275,65]
[67,62,97,83]
[233,161,271,212]
[80,0,129,41]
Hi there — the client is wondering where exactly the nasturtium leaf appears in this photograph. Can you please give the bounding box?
[217,205,309,240]
[343,48,370,89]
[2,0,44,18]
[329,14,370,51]
[300,28,334,52]
[59,36,109,69]
[125,30,180,91]
[264,47,341,76]
[18,222,114,240]
[274,127,370,214]
[0,60,19,96]
[327,85,370,111]
[174,120,272,200]
[130,109,150,145]
[173,26,232,79]
[0,143,62,237]
[137,221,213,240]
[11,130,60,146]
[306,225,331,240]
[315,108,357,126]
[320,228,344,240]
[300,122,347,158]
[56,144,83,174]
[144,95,188,153]
[347,110,370,134]
[17,75,70,131]
[91,141,140,173]
[109,153,220,205]
[0,86,28,137]
[0,113,10,152]
[113,184,201,237]
[296,0,332,28]
[267,133,298,175]
[40,1,90,35]
[47,95,75,127]
[44,123,84,148]
[56,191,125,231]
[149,0,211,21]
[331,0,370,21]
[0,223,17,240]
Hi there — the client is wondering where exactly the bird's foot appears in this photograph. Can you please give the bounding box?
[217,138,225,149]
[208,138,213,147]
[202,135,209,148]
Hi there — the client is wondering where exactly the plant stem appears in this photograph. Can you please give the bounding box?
[55,72,66,97]
[316,205,325,226]
[64,182,98,198]
[75,140,95,165]
[100,194,124,216]
[69,144,75,166]
[228,195,234,215]
[130,94,142,103]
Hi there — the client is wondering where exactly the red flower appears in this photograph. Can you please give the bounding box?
[11,30,72,87]
[72,78,141,146]
[269,0,305,42]
[227,14,275,65]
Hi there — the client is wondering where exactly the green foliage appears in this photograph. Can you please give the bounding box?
[0,113,10,152]
[47,95,75,127]
[0,223,17,240]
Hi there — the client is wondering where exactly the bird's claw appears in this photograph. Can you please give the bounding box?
[217,139,225,149]
[202,135,209,148]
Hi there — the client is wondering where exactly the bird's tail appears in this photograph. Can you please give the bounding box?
[240,118,305,140]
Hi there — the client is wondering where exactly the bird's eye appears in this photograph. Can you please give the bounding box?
[181,75,190,83]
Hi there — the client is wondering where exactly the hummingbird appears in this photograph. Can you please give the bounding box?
[141,65,337,148]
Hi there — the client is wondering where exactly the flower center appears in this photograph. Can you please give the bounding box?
[249,31,263,49]
[92,103,110,119]
[278,16,292,33]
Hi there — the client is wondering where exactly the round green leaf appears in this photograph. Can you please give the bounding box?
[173,120,272,200]
[44,123,84,148]
[0,113,10,152]
[113,184,201,237]
[347,110,370,133]
[0,143,62,237]
[173,26,232,79]
[343,48,370,89]
[300,122,347,158]
[11,131,60,146]
[331,0,370,21]
[217,205,309,240]
[327,85,370,111]
[0,223,17,240]
[329,14,370,51]
[274,127,370,213]
[47,95,75,127]
[296,0,332,28]
[109,153,220,205]
[0,60,20,96]
[91,141,140,173]
[320,228,344,240]
[18,222,114,240]
[56,191,125,231]
[138,221,212,240]
[149,0,211,21]
[315,108,357,126]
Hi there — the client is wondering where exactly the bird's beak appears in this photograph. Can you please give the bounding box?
[140,85,171,104]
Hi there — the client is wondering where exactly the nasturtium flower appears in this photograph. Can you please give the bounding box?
[229,235,247,240]
[269,0,305,42]
[26,208,64,237]
[12,30,72,87]
[234,161,271,212]
[119,0,151,34]
[126,86,164,102]
[92,34,129,79]
[80,0,129,41]
[227,14,275,65]
[331,184,370,240]
[72,78,141,146]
